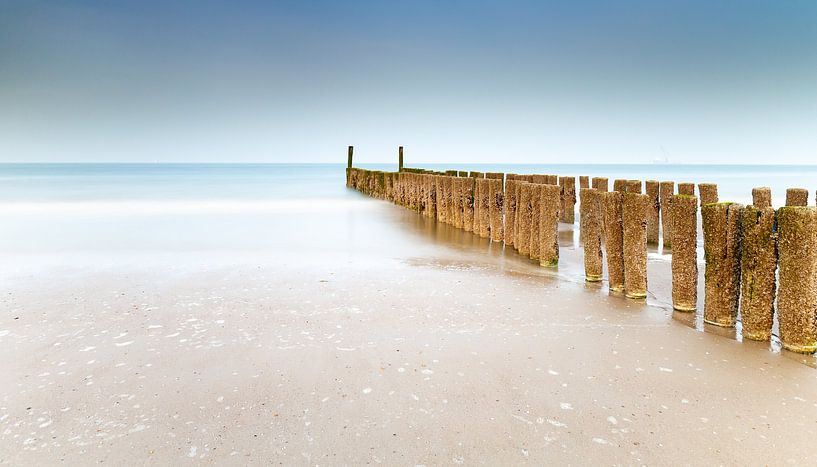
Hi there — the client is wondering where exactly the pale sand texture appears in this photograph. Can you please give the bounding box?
[2,195,817,465]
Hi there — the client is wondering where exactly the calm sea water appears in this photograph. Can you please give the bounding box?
[1,163,816,204]
[1,163,816,271]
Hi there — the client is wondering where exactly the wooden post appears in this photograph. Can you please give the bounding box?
[777,206,817,353]
[582,188,603,281]
[603,191,625,292]
[678,183,695,196]
[785,188,808,206]
[752,187,772,208]
[659,181,675,248]
[347,146,354,168]
[540,184,561,267]
[645,180,660,244]
[623,193,649,299]
[702,203,744,327]
[398,146,404,172]
[671,195,698,311]
[740,206,777,340]
[698,183,718,206]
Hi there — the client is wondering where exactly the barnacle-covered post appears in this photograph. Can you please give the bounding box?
[579,176,589,189]
[591,177,609,192]
[488,178,504,242]
[777,206,817,353]
[461,176,473,230]
[678,183,695,196]
[604,191,625,292]
[581,188,603,281]
[786,188,808,206]
[426,174,437,219]
[752,187,772,209]
[659,181,675,248]
[559,176,576,223]
[698,183,718,206]
[452,177,464,229]
[504,179,518,246]
[529,183,543,260]
[626,180,642,194]
[438,176,448,224]
[740,206,777,341]
[476,178,491,237]
[613,179,627,193]
[445,176,456,224]
[671,195,698,311]
[702,203,744,327]
[623,193,649,299]
[540,184,561,267]
[645,180,660,244]
[516,183,532,256]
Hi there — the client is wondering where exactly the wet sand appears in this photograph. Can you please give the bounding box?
[2,194,817,465]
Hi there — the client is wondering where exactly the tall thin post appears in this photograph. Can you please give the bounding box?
[347,146,354,168]
[398,146,404,172]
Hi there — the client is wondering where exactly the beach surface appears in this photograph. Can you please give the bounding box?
[2,165,817,464]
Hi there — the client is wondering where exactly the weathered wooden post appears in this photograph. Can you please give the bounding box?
[540,184,561,267]
[488,179,504,242]
[645,180,660,244]
[698,183,718,206]
[740,206,777,340]
[505,179,518,247]
[462,176,474,231]
[659,181,674,248]
[477,178,491,237]
[529,183,543,260]
[582,188,603,281]
[346,146,354,186]
[436,176,446,223]
[579,176,589,189]
[626,180,642,194]
[623,193,649,298]
[516,183,532,256]
[752,187,772,208]
[591,177,609,192]
[777,206,817,353]
[452,177,465,229]
[398,146,404,172]
[613,179,627,193]
[458,171,467,177]
[671,195,698,311]
[702,203,744,327]
[559,176,576,223]
[425,174,437,219]
[604,191,624,292]
[678,183,695,196]
[786,188,808,206]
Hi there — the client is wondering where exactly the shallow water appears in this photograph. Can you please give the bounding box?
[2,163,817,464]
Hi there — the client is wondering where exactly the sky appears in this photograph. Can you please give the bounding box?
[1,0,816,164]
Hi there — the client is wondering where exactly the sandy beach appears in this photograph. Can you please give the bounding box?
[3,186,817,465]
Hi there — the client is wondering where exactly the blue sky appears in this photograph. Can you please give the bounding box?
[1,0,816,163]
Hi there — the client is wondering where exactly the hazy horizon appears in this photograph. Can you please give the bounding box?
[2,0,816,164]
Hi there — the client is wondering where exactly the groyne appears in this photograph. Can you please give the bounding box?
[345,150,817,354]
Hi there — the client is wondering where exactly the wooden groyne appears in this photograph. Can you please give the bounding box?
[345,151,817,354]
